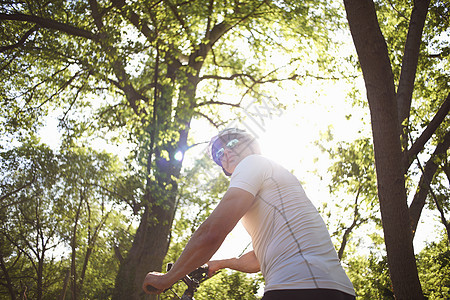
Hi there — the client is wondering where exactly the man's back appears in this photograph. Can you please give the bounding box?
[229,154,355,295]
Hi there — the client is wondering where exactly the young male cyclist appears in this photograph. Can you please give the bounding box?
[143,128,356,299]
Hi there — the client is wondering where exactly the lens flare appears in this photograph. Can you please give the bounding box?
[174,150,183,161]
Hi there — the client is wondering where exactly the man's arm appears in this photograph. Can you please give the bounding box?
[143,187,255,293]
[207,250,260,276]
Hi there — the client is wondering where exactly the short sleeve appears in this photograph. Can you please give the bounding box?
[229,155,271,196]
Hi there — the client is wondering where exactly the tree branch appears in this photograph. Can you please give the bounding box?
[409,130,450,236]
[0,251,16,300]
[60,74,90,124]
[396,0,431,142]
[112,0,157,41]
[405,92,450,170]
[35,69,84,110]
[108,74,148,118]
[0,25,38,53]
[199,72,300,83]
[195,100,242,108]
[193,111,221,128]
[0,175,35,204]
[188,1,269,70]
[88,0,104,30]
[337,185,366,260]
[414,145,450,243]
[88,182,140,215]
[387,0,409,20]
[199,73,258,82]
[0,13,98,41]
[164,0,188,34]
[188,21,232,71]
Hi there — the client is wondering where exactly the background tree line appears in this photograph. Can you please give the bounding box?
[1,0,449,299]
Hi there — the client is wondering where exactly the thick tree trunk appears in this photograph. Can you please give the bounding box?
[110,8,212,295]
[37,255,44,300]
[343,1,424,299]
[113,201,176,300]
[113,85,192,300]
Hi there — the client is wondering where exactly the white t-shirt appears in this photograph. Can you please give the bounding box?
[229,155,355,295]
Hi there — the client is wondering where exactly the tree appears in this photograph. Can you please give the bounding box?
[0,140,62,300]
[0,139,137,299]
[1,1,342,298]
[343,0,449,298]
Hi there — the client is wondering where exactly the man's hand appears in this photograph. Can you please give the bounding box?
[206,260,223,277]
[142,272,170,294]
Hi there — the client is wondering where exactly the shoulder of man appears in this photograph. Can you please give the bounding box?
[233,154,274,177]
[240,154,272,166]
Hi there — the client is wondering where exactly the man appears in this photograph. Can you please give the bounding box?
[143,128,356,299]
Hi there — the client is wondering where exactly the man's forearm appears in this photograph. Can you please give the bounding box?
[154,187,255,288]
[164,222,226,285]
[210,250,260,273]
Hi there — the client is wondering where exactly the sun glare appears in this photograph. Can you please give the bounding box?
[174,150,184,161]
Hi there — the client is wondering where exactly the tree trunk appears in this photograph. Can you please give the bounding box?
[71,195,83,300]
[343,1,424,298]
[58,269,70,300]
[37,254,44,300]
[112,32,203,296]
[113,195,177,300]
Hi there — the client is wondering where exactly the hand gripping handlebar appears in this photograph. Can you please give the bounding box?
[146,263,209,299]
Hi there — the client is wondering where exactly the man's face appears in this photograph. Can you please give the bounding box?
[215,138,253,174]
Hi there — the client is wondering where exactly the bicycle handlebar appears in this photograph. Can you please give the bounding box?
[145,263,209,298]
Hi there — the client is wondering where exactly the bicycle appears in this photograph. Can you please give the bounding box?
[146,263,209,300]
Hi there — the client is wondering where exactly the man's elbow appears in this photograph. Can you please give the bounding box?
[196,224,227,248]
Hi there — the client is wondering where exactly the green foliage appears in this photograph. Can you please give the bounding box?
[0,0,344,152]
[417,236,450,299]
[346,235,450,300]
[346,253,394,300]
[196,271,263,300]
[0,139,137,299]
[316,135,381,260]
